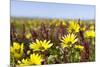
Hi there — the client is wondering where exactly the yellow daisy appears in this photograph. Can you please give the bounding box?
[29,53,43,65]
[68,20,80,33]
[84,30,95,38]
[10,42,24,59]
[29,39,53,51]
[18,58,30,66]
[60,33,78,48]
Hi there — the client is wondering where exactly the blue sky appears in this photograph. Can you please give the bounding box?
[11,0,95,20]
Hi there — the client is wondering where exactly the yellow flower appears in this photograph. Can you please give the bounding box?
[25,32,32,39]
[40,40,53,50]
[10,42,24,59]
[29,53,43,65]
[84,30,95,38]
[17,53,43,66]
[30,39,42,51]
[60,33,78,48]
[75,45,84,51]
[18,58,30,66]
[80,25,86,31]
[12,42,20,50]
[68,20,80,33]
[29,39,53,51]
[90,25,95,30]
